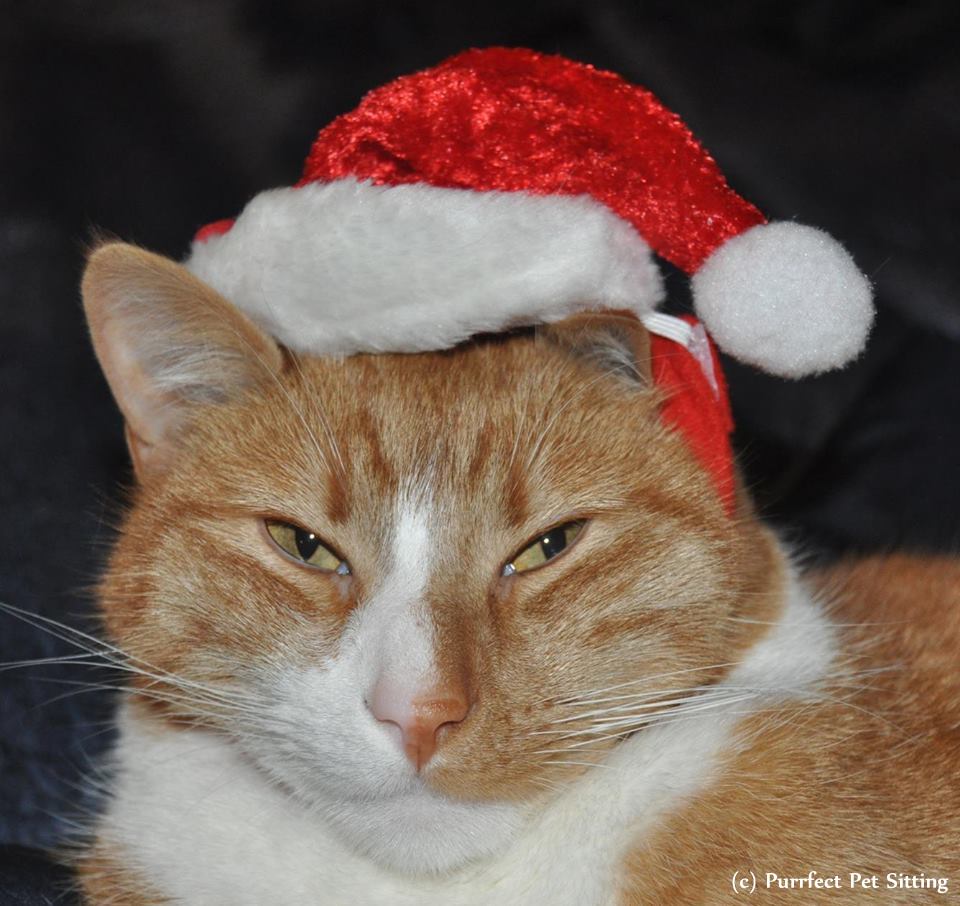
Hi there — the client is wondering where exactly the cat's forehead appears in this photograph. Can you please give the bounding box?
[286,334,654,481]
[199,330,666,532]
[170,323,722,562]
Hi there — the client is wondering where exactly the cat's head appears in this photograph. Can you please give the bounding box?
[83,242,785,873]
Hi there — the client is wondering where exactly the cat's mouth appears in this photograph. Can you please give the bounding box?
[239,714,525,873]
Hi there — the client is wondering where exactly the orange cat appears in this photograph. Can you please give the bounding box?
[75,243,959,905]
[70,47,957,905]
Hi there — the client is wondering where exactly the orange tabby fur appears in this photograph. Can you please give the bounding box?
[619,555,960,903]
[76,245,959,904]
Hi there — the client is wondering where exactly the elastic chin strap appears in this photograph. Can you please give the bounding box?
[642,312,736,515]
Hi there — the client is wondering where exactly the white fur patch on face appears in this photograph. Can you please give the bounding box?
[357,494,437,731]
[229,486,523,874]
[98,568,839,903]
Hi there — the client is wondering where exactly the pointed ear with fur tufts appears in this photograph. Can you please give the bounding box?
[540,310,653,387]
[81,242,285,479]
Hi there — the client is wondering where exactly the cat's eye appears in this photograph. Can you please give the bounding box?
[264,520,351,575]
[502,521,585,576]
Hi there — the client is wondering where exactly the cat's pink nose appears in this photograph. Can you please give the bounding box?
[369,681,470,771]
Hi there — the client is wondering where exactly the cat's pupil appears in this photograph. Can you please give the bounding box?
[539,529,568,560]
[295,529,321,562]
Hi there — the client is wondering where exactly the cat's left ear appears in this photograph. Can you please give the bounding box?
[81,242,285,478]
[540,311,652,386]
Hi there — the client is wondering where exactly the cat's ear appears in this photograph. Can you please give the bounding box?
[81,242,285,478]
[541,311,652,386]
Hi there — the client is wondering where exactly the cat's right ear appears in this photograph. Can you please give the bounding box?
[81,242,285,479]
[541,311,653,387]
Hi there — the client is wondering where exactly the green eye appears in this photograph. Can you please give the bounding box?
[503,521,585,576]
[264,520,350,575]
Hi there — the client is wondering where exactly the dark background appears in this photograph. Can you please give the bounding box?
[1,0,958,855]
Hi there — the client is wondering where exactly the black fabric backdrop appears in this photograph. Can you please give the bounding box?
[1,0,958,852]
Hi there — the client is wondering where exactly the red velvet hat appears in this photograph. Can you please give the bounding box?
[187,48,874,512]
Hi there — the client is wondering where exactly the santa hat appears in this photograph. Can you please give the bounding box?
[186,47,873,512]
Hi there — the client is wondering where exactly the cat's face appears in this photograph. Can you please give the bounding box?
[86,244,782,873]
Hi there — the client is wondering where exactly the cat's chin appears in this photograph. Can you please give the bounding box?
[317,786,526,874]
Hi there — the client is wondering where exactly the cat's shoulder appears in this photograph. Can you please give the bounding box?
[814,553,960,715]
[813,552,960,629]
[618,554,960,905]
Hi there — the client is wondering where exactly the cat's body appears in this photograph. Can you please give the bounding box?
[80,561,960,905]
[76,245,959,904]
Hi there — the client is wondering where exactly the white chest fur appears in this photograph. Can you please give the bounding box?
[98,577,835,906]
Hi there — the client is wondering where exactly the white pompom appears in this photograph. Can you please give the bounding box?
[691,222,874,378]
